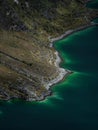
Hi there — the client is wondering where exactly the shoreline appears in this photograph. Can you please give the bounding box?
[1,23,98,102]
[3,22,98,102]
[40,22,98,101]
[49,22,98,47]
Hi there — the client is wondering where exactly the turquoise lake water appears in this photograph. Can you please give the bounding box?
[0,1,98,130]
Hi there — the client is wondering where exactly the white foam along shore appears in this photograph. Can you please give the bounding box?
[45,22,98,90]
[49,22,98,47]
[45,51,71,90]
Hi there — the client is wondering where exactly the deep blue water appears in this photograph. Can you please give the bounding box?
[0,1,98,130]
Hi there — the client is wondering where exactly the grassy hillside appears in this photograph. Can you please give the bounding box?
[0,0,98,101]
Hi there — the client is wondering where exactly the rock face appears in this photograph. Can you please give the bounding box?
[0,0,98,101]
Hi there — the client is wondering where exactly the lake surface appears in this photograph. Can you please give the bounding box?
[0,1,98,130]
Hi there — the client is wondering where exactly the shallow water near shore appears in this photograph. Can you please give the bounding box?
[0,1,98,130]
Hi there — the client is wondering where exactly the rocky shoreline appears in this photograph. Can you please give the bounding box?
[2,22,98,102]
[0,0,98,102]
[49,22,98,47]
[0,22,98,102]
[37,21,98,101]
